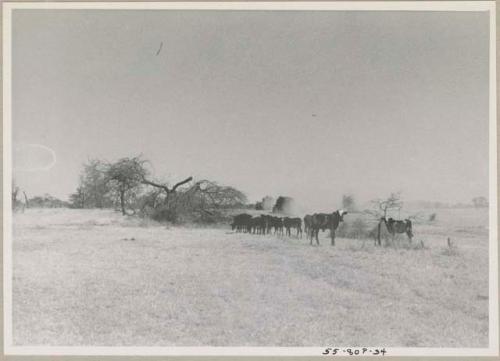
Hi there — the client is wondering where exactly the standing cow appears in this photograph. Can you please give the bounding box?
[271,216,284,235]
[231,213,252,232]
[309,210,348,246]
[283,217,303,238]
[377,217,413,246]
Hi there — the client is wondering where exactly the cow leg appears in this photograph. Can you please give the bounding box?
[315,229,320,245]
[331,229,336,246]
[407,231,412,243]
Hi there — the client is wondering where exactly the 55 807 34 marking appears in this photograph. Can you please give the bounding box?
[322,347,387,356]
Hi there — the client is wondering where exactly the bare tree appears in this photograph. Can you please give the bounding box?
[177,180,247,221]
[143,179,247,223]
[141,176,193,204]
[366,192,403,219]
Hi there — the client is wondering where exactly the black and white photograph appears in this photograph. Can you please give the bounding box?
[3,1,498,356]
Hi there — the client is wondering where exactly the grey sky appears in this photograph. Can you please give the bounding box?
[12,10,490,210]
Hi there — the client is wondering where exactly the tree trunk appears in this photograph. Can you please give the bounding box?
[120,190,126,215]
[23,191,29,208]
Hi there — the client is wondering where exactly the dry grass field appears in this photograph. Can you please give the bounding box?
[12,207,489,347]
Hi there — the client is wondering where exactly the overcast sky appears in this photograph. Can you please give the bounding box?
[12,9,490,210]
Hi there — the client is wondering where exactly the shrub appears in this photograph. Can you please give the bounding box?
[272,196,296,214]
[337,217,369,239]
[150,207,180,223]
[351,218,368,238]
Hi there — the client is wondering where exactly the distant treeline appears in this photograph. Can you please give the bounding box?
[405,198,489,209]
[11,186,69,210]
[12,156,489,222]
[29,194,70,208]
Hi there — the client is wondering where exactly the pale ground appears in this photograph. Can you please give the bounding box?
[12,208,489,347]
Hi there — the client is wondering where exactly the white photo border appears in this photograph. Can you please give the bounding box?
[2,1,498,357]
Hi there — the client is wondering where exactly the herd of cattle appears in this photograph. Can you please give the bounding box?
[231,210,415,246]
[231,210,348,245]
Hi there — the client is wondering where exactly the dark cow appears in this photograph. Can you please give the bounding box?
[377,217,413,245]
[231,213,252,233]
[309,209,348,246]
[271,216,284,235]
[262,214,273,234]
[250,216,260,234]
[250,215,268,235]
[283,217,302,238]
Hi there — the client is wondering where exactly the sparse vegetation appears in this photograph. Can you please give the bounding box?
[472,196,489,208]
[337,217,369,239]
[27,194,69,208]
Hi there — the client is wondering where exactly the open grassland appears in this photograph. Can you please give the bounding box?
[12,208,489,347]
